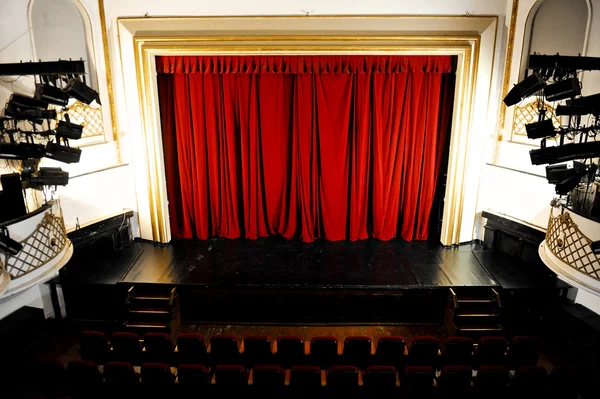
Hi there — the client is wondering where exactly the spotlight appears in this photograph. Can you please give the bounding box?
[34,83,69,106]
[55,116,83,140]
[530,141,600,165]
[556,104,594,116]
[0,142,46,160]
[525,119,556,139]
[4,94,57,124]
[554,164,597,195]
[0,228,22,256]
[546,161,585,184]
[45,142,82,164]
[571,93,600,114]
[29,167,69,186]
[504,72,546,106]
[8,93,48,110]
[543,78,581,102]
[65,78,101,105]
[591,240,600,255]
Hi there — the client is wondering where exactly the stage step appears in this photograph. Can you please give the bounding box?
[449,287,504,339]
[124,321,171,335]
[124,285,180,337]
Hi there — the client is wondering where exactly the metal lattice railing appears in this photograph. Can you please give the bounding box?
[56,100,105,139]
[6,213,68,279]
[546,211,600,281]
[512,99,561,138]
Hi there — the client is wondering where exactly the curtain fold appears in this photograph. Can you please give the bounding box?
[158,55,455,242]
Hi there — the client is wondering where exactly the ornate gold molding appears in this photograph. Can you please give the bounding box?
[496,0,519,147]
[97,0,121,163]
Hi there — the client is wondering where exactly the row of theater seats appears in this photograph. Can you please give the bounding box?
[33,359,579,399]
[80,331,539,369]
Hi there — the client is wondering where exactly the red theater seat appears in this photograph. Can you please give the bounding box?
[210,334,240,366]
[252,365,285,397]
[363,366,397,394]
[402,366,435,399]
[438,365,473,398]
[67,360,103,392]
[474,365,509,398]
[375,336,406,369]
[310,336,338,368]
[32,359,68,396]
[79,331,110,363]
[509,336,539,368]
[104,361,139,385]
[290,365,322,396]
[177,364,211,385]
[408,336,440,368]
[176,333,206,364]
[214,365,248,393]
[476,336,508,367]
[327,366,360,394]
[444,336,474,366]
[547,367,580,399]
[143,332,174,363]
[141,362,175,385]
[343,336,372,368]
[276,336,304,368]
[244,335,272,367]
[111,332,142,363]
[510,366,547,398]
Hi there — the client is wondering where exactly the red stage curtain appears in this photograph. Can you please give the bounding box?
[158,55,455,242]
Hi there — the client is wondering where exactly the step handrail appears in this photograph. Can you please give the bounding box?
[491,288,502,308]
[449,288,458,308]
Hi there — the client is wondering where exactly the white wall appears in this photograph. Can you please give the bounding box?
[530,0,588,56]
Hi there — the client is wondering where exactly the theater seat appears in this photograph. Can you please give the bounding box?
[244,335,272,367]
[210,334,240,366]
[375,336,406,369]
[276,336,304,368]
[144,332,174,363]
[79,330,110,364]
[327,366,359,398]
[509,336,539,368]
[214,365,247,393]
[176,333,206,364]
[547,367,580,399]
[177,364,211,385]
[343,336,372,368]
[474,365,509,399]
[363,366,397,394]
[444,337,474,366]
[408,336,440,368]
[141,362,175,385]
[252,365,285,398]
[290,366,322,397]
[111,332,143,363]
[510,366,547,398]
[67,360,103,394]
[32,359,68,397]
[402,366,435,399]
[310,336,338,368]
[104,362,139,385]
[438,366,473,398]
[476,336,508,367]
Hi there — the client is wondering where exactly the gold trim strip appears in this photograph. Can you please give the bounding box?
[98,0,121,163]
[496,0,519,143]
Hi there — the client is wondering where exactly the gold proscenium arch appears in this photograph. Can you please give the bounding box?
[121,16,494,245]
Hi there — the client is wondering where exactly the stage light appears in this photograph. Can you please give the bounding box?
[8,93,48,110]
[554,164,597,195]
[65,78,101,105]
[0,228,22,256]
[571,93,600,113]
[556,104,594,116]
[34,83,69,106]
[4,94,57,125]
[543,78,581,102]
[592,240,600,255]
[504,72,546,106]
[530,141,600,165]
[0,143,46,160]
[55,117,83,140]
[29,167,69,187]
[546,161,584,184]
[525,119,556,139]
[45,142,82,164]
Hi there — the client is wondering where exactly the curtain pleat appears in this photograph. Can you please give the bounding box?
[158,55,455,242]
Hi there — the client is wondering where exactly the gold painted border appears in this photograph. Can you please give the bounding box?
[98,0,121,163]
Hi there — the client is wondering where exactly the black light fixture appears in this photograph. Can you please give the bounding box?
[0,142,46,160]
[45,141,82,164]
[64,78,101,105]
[55,115,83,140]
[530,141,600,165]
[0,227,22,256]
[35,83,69,106]
[571,93,600,113]
[29,167,69,187]
[554,163,597,195]
[556,104,594,116]
[4,93,57,125]
[525,119,556,139]
[546,161,586,184]
[503,72,546,106]
[543,77,581,102]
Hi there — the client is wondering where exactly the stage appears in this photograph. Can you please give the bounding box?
[60,237,561,327]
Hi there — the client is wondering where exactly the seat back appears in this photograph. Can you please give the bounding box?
[176,333,206,364]
[408,336,440,367]
[276,336,304,368]
[290,366,322,393]
[310,336,338,367]
[252,365,285,395]
[79,331,110,363]
[510,366,547,398]
[375,336,406,368]
[510,336,539,368]
[476,336,508,367]
[104,362,139,385]
[143,332,173,363]
[33,359,68,395]
[214,365,247,392]
[343,336,371,368]
[244,335,272,367]
[327,366,359,390]
[438,366,472,397]
[67,360,103,388]
[444,337,474,366]
[177,364,210,385]
[210,334,239,366]
[363,366,397,393]
[402,366,435,398]
[111,332,142,363]
[141,362,174,385]
[474,365,509,398]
